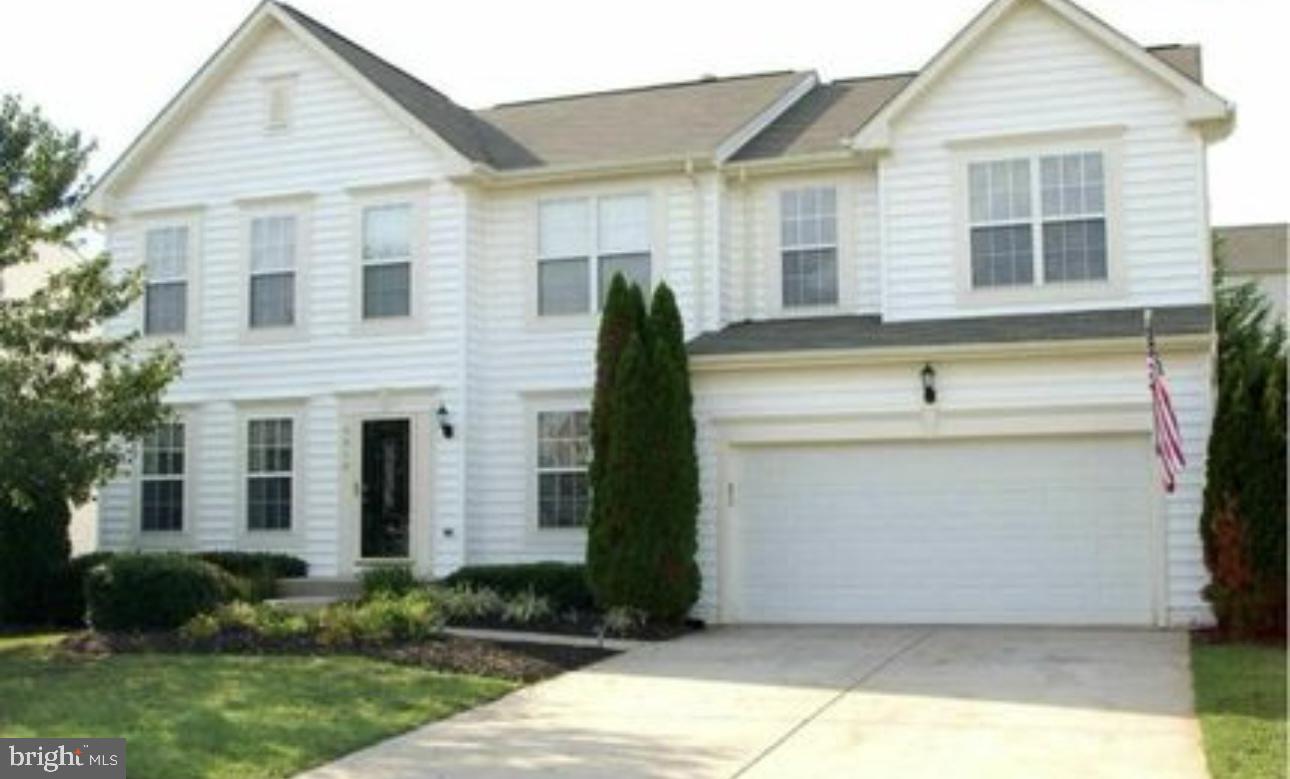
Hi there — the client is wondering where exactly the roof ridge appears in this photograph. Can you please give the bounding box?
[486,70,801,110]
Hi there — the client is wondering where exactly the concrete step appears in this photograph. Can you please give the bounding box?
[277,577,361,599]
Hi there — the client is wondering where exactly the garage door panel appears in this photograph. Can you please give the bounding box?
[728,436,1153,624]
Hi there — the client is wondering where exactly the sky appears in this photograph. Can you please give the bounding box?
[1,0,1286,226]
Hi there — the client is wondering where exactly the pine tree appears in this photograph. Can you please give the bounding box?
[0,95,180,623]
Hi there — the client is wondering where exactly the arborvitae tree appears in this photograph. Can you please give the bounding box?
[0,95,180,624]
[589,276,645,492]
[1200,261,1287,637]
[647,285,700,619]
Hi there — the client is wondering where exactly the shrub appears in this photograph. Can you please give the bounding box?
[44,551,117,627]
[360,565,418,599]
[0,498,71,626]
[433,585,505,622]
[194,551,307,600]
[317,591,442,646]
[180,601,310,644]
[500,588,553,625]
[86,554,238,631]
[442,563,593,612]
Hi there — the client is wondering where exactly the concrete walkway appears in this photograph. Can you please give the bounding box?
[295,627,1207,779]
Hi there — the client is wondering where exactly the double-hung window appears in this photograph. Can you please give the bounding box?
[140,422,184,532]
[968,150,1108,289]
[249,215,297,328]
[144,226,188,335]
[537,194,650,316]
[780,187,838,307]
[247,418,293,531]
[361,204,412,318]
[536,410,590,529]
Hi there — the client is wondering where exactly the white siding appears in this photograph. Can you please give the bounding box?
[880,1,1209,321]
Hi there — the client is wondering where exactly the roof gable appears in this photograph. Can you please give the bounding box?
[846,0,1232,154]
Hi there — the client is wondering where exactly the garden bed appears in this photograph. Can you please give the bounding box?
[61,629,613,683]
[445,613,698,642]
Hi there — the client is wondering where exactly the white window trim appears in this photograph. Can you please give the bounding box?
[262,73,298,133]
[134,410,196,548]
[522,391,592,538]
[767,177,856,317]
[528,186,663,328]
[349,184,429,334]
[136,210,202,345]
[951,128,1126,307]
[237,196,313,343]
[235,404,306,550]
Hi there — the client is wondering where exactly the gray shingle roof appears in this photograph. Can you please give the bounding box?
[688,305,1212,357]
[1215,224,1288,275]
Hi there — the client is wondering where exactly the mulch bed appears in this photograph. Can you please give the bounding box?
[59,630,615,683]
[446,614,700,642]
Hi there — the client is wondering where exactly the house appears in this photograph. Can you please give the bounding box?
[1215,224,1287,318]
[87,0,1233,626]
[2,244,99,556]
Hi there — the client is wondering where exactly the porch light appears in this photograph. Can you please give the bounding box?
[920,364,937,405]
[436,403,454,439]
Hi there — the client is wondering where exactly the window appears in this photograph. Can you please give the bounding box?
[144,226,188,335]
[361,204,412,318]
[536,410,590,529]
[247,418,293,531]
[968,151,1107,289]
[249,215,296,328]
[140,422,184,532]
[538,195,650,316]
[780,187,838,307]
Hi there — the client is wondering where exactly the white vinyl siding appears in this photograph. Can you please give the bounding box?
[538,194,650,315]
[144,226,189,335]
[780,186,838,307]
[247,418,293,531]
[140,422,185,532]
[249,215,297,328]
[536,410,590,529]
[361,203,412,318]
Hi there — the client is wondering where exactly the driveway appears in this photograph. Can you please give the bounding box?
[296,627,1207,779]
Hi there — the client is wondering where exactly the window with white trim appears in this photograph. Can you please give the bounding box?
[140,422,184,532]
[536,410,590,529]
[361,203,412,318]
[247,418,293,531]
[248,215,297,328]
[968,151,1107,288]
[780,187,838,307]
[144,226,188,335]
[538,194,650,316]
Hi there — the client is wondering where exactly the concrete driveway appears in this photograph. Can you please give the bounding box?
[296,627,1207,779]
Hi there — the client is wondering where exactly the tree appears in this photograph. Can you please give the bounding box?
[1199,256,1287,637]
[0,95,180,624]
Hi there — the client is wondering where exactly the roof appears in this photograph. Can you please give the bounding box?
[688,305,1212,356]
[1215,224,1289,275]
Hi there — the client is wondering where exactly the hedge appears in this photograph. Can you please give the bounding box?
[441,563,594,612]
[86,554,240,631]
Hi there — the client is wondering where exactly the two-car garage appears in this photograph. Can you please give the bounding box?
[722,435,1156,625]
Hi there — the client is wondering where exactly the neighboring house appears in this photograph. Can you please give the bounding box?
[1215,223,1287,318]
[86,0,1233,626]
[1,244,99,556]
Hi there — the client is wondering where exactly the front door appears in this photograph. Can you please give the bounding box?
[361,418,411,559]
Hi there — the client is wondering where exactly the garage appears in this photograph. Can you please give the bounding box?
[724,434,1156,625]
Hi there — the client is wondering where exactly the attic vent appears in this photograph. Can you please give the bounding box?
[263,74,297,131]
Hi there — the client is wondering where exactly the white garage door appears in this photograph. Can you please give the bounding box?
[727,435,1154,624]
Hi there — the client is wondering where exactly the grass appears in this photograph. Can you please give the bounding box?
[0,634,516,779]
[1192,638,1287,779]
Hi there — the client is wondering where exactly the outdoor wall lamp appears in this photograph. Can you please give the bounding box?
[921,363,937,405]
[436,403,454,439]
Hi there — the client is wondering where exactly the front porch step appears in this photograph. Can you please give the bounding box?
[276,577,361,599]
[264,595,341,613]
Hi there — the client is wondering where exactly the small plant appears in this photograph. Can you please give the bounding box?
[602,606,647,637]
[500,588,553,625]
[360,565,418,599]
[434,585,505,622]
[180,601,312,644]
[441,563,594,612]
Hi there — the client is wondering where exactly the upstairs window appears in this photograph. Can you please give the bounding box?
[249,215,297,328]
[780,187,838,307]
[144,226,188,335]
[140,422,184,532]
[361,204,412,318]
[537,194,650,316]
[968,151,1107,289]
[247,418,293,531]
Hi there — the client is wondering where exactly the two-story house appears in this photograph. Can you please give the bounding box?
[87,0,1232,626]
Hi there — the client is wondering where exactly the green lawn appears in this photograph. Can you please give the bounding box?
[1192,639,1287,779]
[0,634,516,779]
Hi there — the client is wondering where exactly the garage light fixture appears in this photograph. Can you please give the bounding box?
[436,403,454,439]
[921,364,937,405]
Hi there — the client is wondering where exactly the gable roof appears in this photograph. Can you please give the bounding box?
[1215,224,1289,275]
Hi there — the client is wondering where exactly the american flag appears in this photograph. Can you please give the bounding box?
[1147,318,1186,493]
